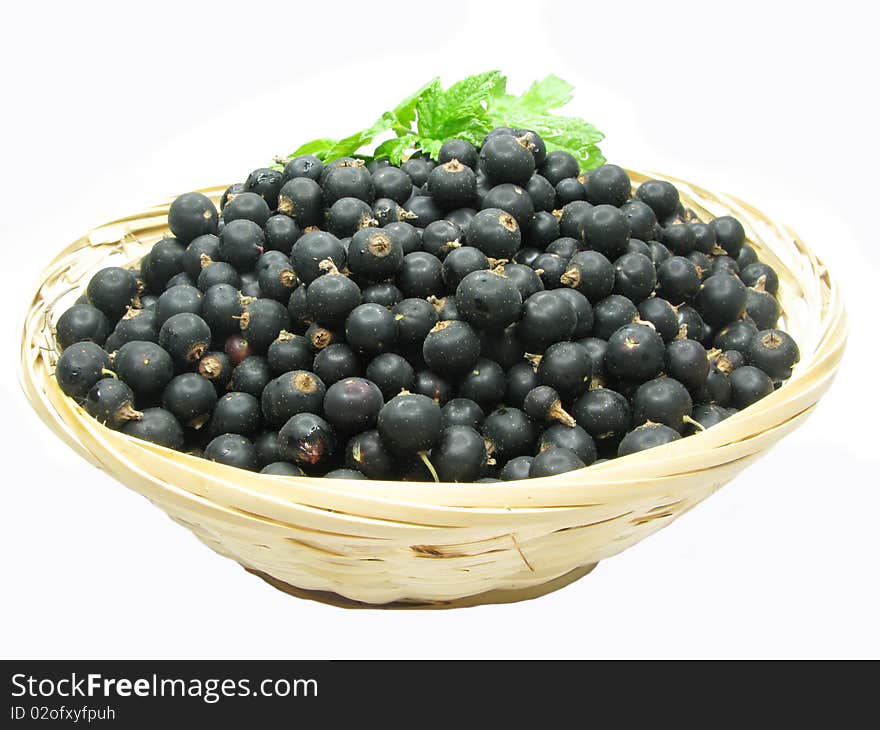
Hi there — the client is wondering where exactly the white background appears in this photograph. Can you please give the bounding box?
[2,0,878,659]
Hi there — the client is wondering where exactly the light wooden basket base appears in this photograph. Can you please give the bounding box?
[18,170,847,607]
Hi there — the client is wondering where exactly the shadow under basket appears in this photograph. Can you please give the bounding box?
[19,169,847,608]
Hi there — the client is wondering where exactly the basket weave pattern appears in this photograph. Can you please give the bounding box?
[19,171,847,607]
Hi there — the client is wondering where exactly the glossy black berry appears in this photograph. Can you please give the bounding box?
[86,267,140,321]
[344,303,397,357]
[347,228,404,283]
[326,197,376,238]
[377,392,442,455]
[482,183,535,228]
[500,455,534,480]
[592,295,637,340]
[239,298,290,353]
[709,216,746,258]
[122,407,185,450]
[454,269,522,331]
[383,221,422,255]
[158,312,211,367]
[278,177,323,227]
[283,154,324,183]
[747,329,800,381]
[261,462,306,476]
[677,304,706,342]
[584,164,631,207]
[562,251,614,303]
[224,333,252,365]
[231,356,272,398]
[505,360,539,409]
[618,422,681,456]
[263,214,301,254]
[686,404,734,434]
[257,261,298,304]
[442,246,489,290]
[524,209,560,247]
[578,337,607,379]
[222,191,271,227]
[582,205,630,259]
[714,319,759,354]
[218,219,264,272]
[523,385,577,427]
[635,180,679,222]
[104,307,159,352]
[197,261,240,291]
[343,429,396,480]
[261,370,326,426]
[637,297,679,343]
[545,236,579,260]
[114,340,174,400]
[456,357,506,407]
[420,220,463,259]
[729,365,774,409]
[372,166,413,205]
[312,343,360,385]
[199,283,241,340]
[518,290,577,352]
[205,433,258,470]
[689,222,716,254]
[267,332,313,375]
[85,378,141,429]
[426,159,477,210]
[621,199,659,242]
[526,174,557,212]
[746,284,780,330]
[500,262,545,302]
[536,341,593,399]
[198,351,233,392]
[537,425,596,466]
[632,377,693,432]
[555,176,587,205]
[740,262,779,294]
[662,223,697,256]
[361,282,403,308]
[656,256,701,304]
[466,208,521,259]
[613,252,656,302]
[168,192,219,243]
[397,252,444,298]
[304,323,340,353]
[365,353,414,400]
[161,372,217,428]
[605,323,665,383]
[210,391,262,436]
[481,134,535,186]
[573,387,631,443]
[290,231,346,286]
[696,273,747,327]
[433,425,488,482]
[141,237,186,293]
[665,338,710,392]
[441,397,485,430]
[401,157,434,188]
[422,319,481,377]
[482,407,536,462]
[243,167,284,209]
[56,303,110,350]
[480,325,525,370]
[539,150,579,186]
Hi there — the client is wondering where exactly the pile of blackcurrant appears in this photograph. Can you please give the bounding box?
[54,126,800,481]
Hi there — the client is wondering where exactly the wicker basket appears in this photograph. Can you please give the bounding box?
[18,169,847,608]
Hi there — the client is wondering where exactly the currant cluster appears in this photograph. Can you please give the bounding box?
[54,126,800,481]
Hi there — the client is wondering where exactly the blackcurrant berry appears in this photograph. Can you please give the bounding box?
[442,246,489,290]
[635,180,680,222]
[239,298,290,352]
[231,356,272,398]
[205,433,258,470]
[536,425,596,466]
[740,262,779,294]
[222,191,271,227]
[481,134,535,186]
[345,429,398,480]
[584,164,631,207]
[168,192,219,243]
[532,252,568,290]
[747,329,800,381]
[592,294,637,340]
[524,210,560,247]
[261,370,326,426]
[382,221,422,255]
[423,320,481,377]
[420,220,464,259]
[562,251,614,303]
[87,267,140,321]
[397,252,444,298]
[523,385,577,427]
[637,297,679,343]
[696,273,747,327]
[605,323,665,383]
[618,422,681,456]
[613,252,657,302]
[662,223,697,256]
[539,150,579,186]
[141,237,186,293]
[85,378,141,429]
[197,261,240,291]
[665,338,710,392]
[441,397,485,430]
[278,177,323,227]
[210,391,262,436]
[283,154,324,182]
[482,407,537,462]
[458,357,506,407]
[114,340,174,400]
[427,159,477,209]
[313,343,360,385]
[56,303,111,350]
[323,377,384,433]
[656,256,701,304]
[500,455,534,480]
[467,208,521,259]
[714,319,758,354]
[326,197,377,238]
[244,167,284,209]
[361,282,403,308]
[372,166,413,205]
[438,138,478,169]
[365,352,414,400]
[518,290,577,352]
[403,194,443,228]
[729,365,774,409]
[709,215,746,258]
[573,387,631,443]
[344,302,398,357]
[198,351,233,392]
[632,377,693,432]
[290,231,346,286]
[377,392,442,455]
[506,360,539,409]
[391,298,438,350]
[267,332,313,375]
[482,183,535,228]
[401,157,434,187]
[218,219,264,272]
[499,262,545,301]
[161,372,217,428]
[123,407,185,450]
[432,425,488,482]
[455,269,522,331]
[347,228,405,283]
[526,174,557,212]
[555,177,587,206]
[261,462,306,476]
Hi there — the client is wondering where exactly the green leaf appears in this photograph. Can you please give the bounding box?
[516,74,573,111]
[374,135,415,165]
[289,137,338,159]
[322,113,395,161]
[393,78,440,128]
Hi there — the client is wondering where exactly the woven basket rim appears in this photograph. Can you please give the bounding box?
[18,168,848,512]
